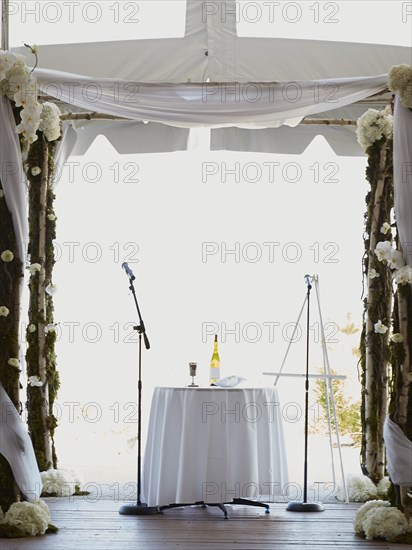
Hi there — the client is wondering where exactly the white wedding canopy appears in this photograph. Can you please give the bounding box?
[4,0,410,265]
[11,0,411,157]
[3,0,412,261]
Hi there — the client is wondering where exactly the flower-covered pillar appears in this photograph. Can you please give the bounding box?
[25,110,60,470]
[0,50,31,511]
[1,49,61,495]
[357,107,394,483]
[386,65,412,512]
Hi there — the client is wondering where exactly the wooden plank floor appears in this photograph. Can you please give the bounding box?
[1,499,411,550]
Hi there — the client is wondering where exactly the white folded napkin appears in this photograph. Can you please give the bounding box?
[214,375,246,387]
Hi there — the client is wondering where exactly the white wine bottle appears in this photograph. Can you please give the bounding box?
[209,334,221,385]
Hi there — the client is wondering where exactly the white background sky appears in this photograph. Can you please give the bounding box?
[7,1,412,493]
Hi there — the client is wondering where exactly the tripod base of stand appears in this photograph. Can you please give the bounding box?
[119,503,160,515]
[159,499,270,519]
[286,501,325,512]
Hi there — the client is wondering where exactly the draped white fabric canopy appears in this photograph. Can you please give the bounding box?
[11,0,411,157]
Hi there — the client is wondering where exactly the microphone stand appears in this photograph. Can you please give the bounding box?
[286,276,324,513]
[119,274,159,515]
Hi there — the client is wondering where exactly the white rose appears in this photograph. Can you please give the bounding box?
[390,333,403,343]
[45,283,57,296]
[28,324,37,333]
[31,166,41,176]
[28,375,43,387]
[374,320,388,334]
[1,250,14,262]
[369,268,380,279]
[7,358,20,368]
[45,323,57,334]
[47,213,56,221]
[29,262,42,274]
[380,222,391,235]
[0,305,10,316]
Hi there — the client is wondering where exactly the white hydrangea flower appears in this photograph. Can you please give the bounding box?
[40,469,77,497]
[354,500,391,534]
[389,64,412,109]
[376,476,391,497]
[356,109,393,150]
[3,500,51,536]
[369,268,380,279]
[28,375,43,387]
[394,265,412,285]
[0,305,10,316]
[362,506,408,541]
[342,474,378,503]
[39,102,61,142]
[374,320,388,334]
[390,333,404,343]
[7,358,20,368]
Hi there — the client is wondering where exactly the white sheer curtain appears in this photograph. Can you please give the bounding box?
[394,96,412,266]
[35,70,388,128]
[0,98,28,260]
[384,416,412,486]
[0,383,42,500]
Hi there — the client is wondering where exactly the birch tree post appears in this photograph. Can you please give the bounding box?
[26,135,59,471]
[357,107,393,483]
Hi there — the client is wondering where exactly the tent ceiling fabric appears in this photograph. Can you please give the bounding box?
[10,0,411,156]
[12,1,410,82]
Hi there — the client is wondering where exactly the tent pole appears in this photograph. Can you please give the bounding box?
[1,0,9,51]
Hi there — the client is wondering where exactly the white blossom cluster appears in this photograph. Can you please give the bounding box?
[356,108,393,150]
[0,500,51,536]
[40,468,81,497]
[354,500,409,541]
[39,102,61,142]
[389,64,412,109]
[0,50,42,143]
[372,240,411,334]
[374,240,411,285]
[341,474,378,502]
[0,50,61,143]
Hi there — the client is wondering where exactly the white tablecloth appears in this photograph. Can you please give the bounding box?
[143,387,289,506]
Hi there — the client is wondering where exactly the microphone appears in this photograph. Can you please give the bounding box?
[304,274,312,289]
[122,262,136,281]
